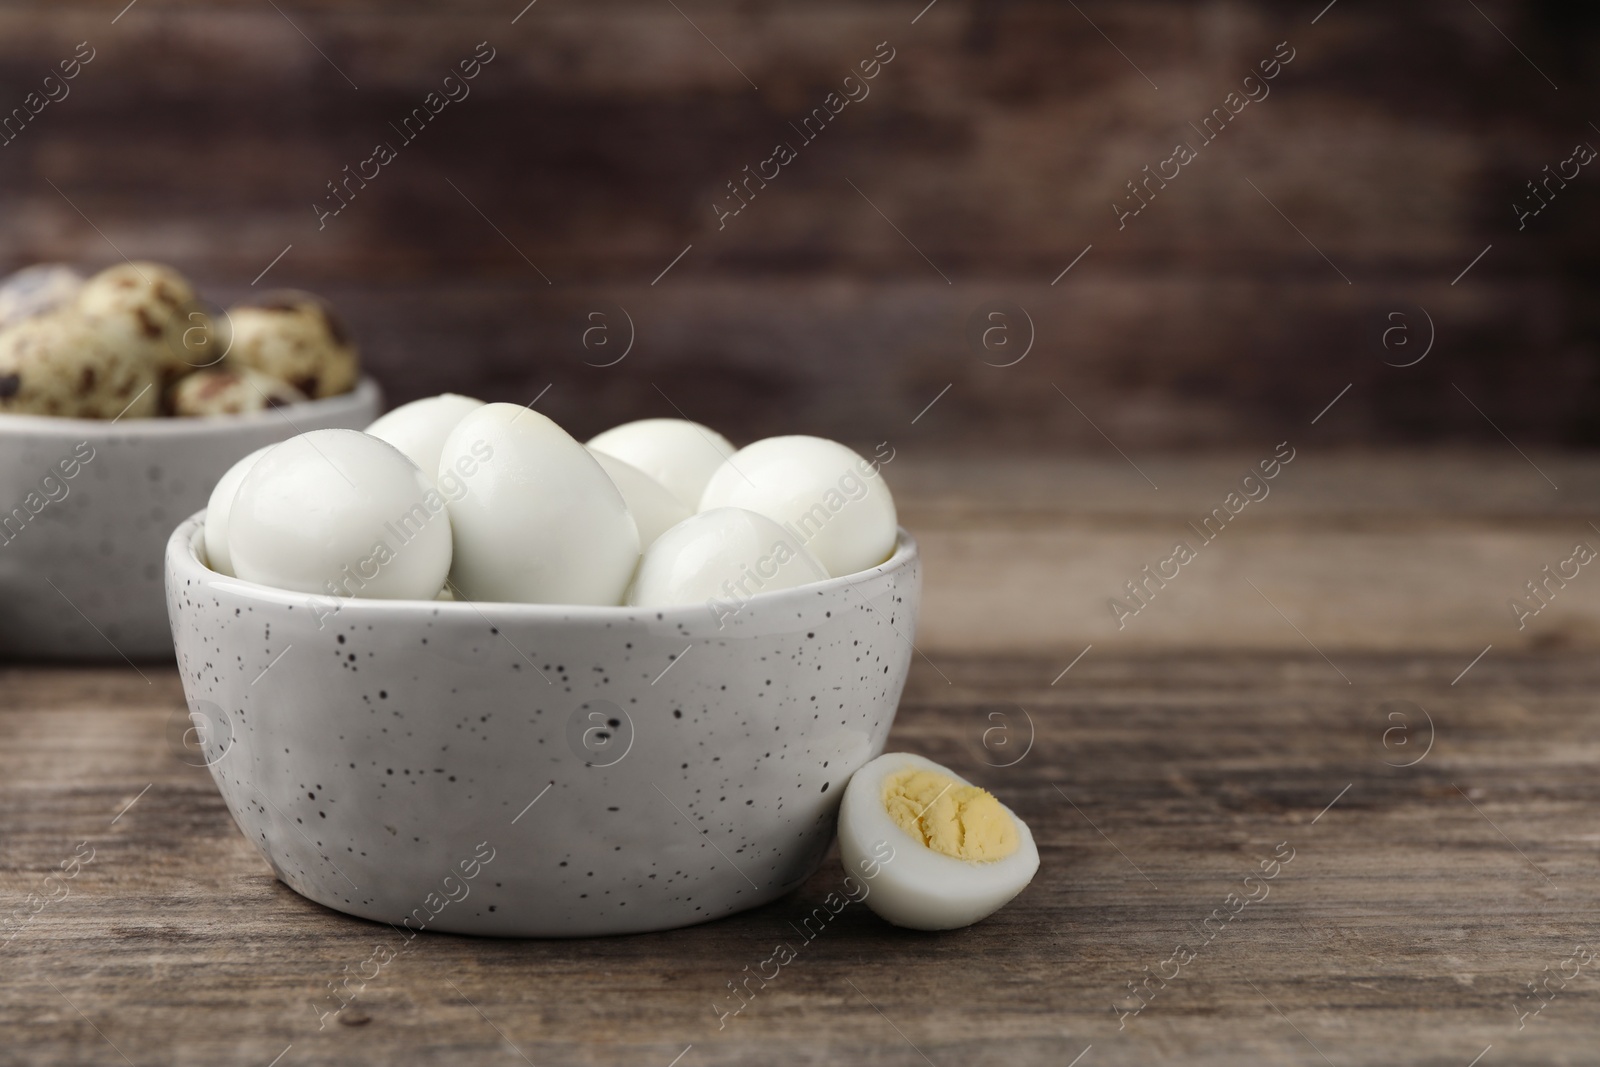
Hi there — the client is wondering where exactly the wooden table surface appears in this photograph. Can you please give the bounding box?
[4,452,1598,1066]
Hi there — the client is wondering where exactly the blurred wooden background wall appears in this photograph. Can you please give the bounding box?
[0,0,1595,449]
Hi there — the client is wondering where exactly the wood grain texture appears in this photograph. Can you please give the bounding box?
[1,1,1596,446]
[2,649,1597,1066]
[890,449,1600,656]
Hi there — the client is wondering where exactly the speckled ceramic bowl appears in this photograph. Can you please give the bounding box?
[165,512,920,937]
[0,378,380,661]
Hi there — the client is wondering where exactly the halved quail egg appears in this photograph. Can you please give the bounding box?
[838,752,1038,930]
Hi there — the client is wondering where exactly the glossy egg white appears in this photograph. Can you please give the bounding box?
[588,448,692,549]
[699,436,896,578]
[627,507,828,611]
[837,752,1039,931]
[441,403,640,605]
[587,417,735,510]
[228,429,452,599]
[364,393,485,487]
[203,444,275,577]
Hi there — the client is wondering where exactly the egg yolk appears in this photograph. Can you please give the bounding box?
[882,768,1019,862]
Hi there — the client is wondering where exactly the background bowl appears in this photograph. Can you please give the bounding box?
[165,513,921,938]
[0,377,381,662]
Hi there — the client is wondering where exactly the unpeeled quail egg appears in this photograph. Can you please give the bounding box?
[837,752,1039,930]
[587,417,735,510]
[168,367,305,417]
[365,393,485,487]
[627,507,828,611]
[228,429,451,599]
[204,444,275,577]
[588,448,691,549]
[0,309,159,419]
[440,403,639,605]
[699,435,896,578]
[75,261,213,384]
[226,290,358,399]
[0,264,82,329]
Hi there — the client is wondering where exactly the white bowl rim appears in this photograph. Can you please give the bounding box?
[168,512,919,624]
[0,375,381,439]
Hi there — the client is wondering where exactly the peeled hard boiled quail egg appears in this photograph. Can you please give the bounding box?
[440,403,640,605]
[227,429,451,599]
[588,449,691,549]
[699,435,896,578]
[587,417,735,510]
[365,393,485,487]
[627,507,828,611]
[204,444,276,577]
[838,752,1038,931]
